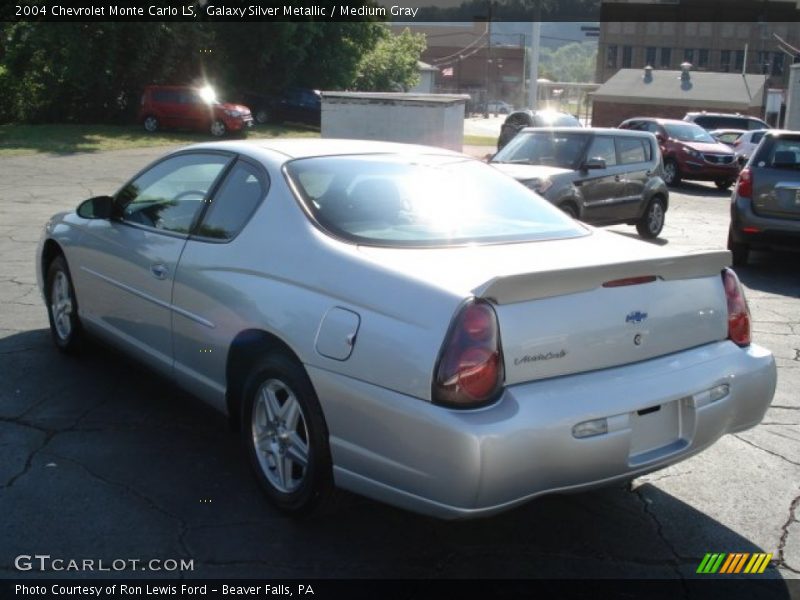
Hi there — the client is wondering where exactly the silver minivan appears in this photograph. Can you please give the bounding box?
[491,127,669,239]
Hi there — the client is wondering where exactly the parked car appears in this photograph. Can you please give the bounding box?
[237,87,321,126]
[37,139,776,519]
[138,85,253,137]
[487,100,513,115]
[728,130,800,266]
[497,109,582,150]
[709,128,747,147]
[619,117,739,189]
[491,127,669,238]
[684,112,770,132]
[731,129,770,164]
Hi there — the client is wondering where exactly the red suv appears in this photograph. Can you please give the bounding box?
[138,85,253,137]
[619,117,739,189]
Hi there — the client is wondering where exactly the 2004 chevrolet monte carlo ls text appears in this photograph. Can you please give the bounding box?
[36,139,777,519]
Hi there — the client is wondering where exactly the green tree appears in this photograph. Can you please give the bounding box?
[353,27,427,92]
[538,42,597,83]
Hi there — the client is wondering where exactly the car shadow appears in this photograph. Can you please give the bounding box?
[0,329,792,590]
[735,250,800,298]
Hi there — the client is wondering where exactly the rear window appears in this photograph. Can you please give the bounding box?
[533,112,581,127]
[755,137,800,170]
[285,155,586,247]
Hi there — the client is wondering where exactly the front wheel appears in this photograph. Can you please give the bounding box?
[210,119,227,137]
[254,107,270,124]
[46,255,84,353]
[242,353,333,515]
[662,159,681,186]
[558,202,578,218]
[636,196,666,239]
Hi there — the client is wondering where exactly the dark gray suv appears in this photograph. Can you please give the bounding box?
[728,130,800,265]
[491,127,669,239]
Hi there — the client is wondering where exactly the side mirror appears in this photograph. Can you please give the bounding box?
[655,133,666,143]
[77,195,114,219]
[582,157,606,171]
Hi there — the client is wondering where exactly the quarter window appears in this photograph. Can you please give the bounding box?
[616,137,647,165]
[195,161,268,240]
[114,154,231,234]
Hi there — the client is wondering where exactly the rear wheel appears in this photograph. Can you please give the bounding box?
[254,107,270,125]
[662,159,681,186]
[558,202,578,219]
[636,196,666,239]
[242,353,333,515]
[715,179,735,191]
[143,115,159,133]
[728,230,750,266]
[46,255,84,353]
[210,119,227,137]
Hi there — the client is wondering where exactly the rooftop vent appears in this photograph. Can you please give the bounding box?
[643,65,654,83]
[680,62,692,81]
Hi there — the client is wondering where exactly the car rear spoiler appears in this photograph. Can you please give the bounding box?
[474,250,732,304]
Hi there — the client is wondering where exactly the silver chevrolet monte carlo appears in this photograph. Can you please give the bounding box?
[37,139,777,519]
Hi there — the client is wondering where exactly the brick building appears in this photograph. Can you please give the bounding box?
[591,67,767,127]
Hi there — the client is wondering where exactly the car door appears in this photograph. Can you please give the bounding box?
[579,134,627,223]
[614,135,653,220]
[170,158,270,407]
[73,152,234,375]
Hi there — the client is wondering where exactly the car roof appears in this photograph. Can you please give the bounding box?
[623,117,693,126]
[182,138,468,161]
[519,126,651,137]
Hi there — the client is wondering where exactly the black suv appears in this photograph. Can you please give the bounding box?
[491,127,669,239]
[497,109,581,150]
[684,112,770,132]
[237,87,321,126]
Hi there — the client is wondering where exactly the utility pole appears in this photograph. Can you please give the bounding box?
[527,0,541,109]
[484,1,493,117]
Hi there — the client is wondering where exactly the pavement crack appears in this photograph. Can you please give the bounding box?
[776,493,800,574]
[734,434,800,467]
[48,452,192,561]
[630,483,690,595]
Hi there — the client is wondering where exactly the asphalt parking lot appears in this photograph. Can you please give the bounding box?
[0,146,798,587]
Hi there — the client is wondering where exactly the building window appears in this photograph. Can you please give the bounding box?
[622,45,633,68]
[698,49,709,69]
[660,47,671,68]
[720,50,731,72]
[645,46,657,67]
[756,51,771,74]
[606,45,618,69]
[773,52,786,77]
[684,48,695,64]
[735,50,745,71]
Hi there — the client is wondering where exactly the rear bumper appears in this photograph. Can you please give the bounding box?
[309,341,776,519]
[730,194,800,249]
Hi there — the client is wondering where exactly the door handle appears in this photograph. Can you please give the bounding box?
[150,263,168,280]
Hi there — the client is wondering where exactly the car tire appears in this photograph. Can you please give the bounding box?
[210,120,227,137]
[254,108,270,125]
[143,115,159,133]
[662,159,681,186]
[558,202,578,218]
[45,255,84,353]
[636,196,666,239]
[728,230,749,267]
[242,352,333,516]
[715,179,735,191]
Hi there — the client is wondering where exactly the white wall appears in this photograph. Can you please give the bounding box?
[321,93,467,151]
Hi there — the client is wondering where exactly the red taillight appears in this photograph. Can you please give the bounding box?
[722,268,751,347]
[433,300,504,408]
[736,167,752,199]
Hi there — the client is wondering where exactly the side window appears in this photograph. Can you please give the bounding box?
[748,120,766,131]
[751,131,765,144]
[115,154,231,235]
[586,136,617,167]
[616,137,647,165]
[195,161,268,240]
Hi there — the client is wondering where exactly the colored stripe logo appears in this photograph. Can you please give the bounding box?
[696,552,773,574]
